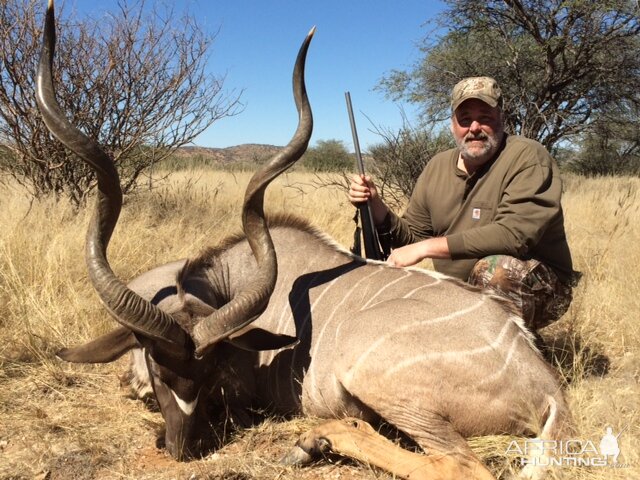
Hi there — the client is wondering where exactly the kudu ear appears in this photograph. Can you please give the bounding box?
[57,327,140,363]
[225,327,298,352]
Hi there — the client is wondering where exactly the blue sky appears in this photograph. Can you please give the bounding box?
[73,1,446,151]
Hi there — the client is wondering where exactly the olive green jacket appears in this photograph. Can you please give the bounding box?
[383,135,574,283]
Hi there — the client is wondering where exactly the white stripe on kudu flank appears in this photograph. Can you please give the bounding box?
[269,265,325,402]
[290,274,344,401]
[384,320,513,377]
[275,254,326,331]
[343,299,485,388]
[171,389,199,416]
[334,266,386,340]
[361,270,412,310]
[308,266,387,404]
[263,265,326,369]
[402,280,441,298]
[477,333,521,385]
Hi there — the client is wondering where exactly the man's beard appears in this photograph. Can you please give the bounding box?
[456,129,504,163]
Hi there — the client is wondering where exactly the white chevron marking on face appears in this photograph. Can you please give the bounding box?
[131,348,153,398]
[171,389,199,416]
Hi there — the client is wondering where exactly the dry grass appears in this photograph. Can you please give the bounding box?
[0,170,638,479]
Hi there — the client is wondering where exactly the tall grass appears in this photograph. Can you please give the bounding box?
[0,170,638,479]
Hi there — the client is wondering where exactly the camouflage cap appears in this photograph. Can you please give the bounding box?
[451,77,502,112]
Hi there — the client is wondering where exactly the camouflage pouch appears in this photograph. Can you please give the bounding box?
[468,255,573,331]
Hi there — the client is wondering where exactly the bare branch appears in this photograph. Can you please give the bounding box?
[0,0,241,204]
[379,0,640,151]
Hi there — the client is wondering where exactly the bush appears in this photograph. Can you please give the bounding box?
[301,139,353,172]
[369,125,455,209]
[566,129,640,176]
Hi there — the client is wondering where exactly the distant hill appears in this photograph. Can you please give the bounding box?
[175,144,283,167]
[169,143,366,171]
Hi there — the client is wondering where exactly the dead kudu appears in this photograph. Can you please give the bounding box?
[37,2,572,478]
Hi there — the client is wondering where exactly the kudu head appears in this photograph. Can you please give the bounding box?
[36,0,313,460]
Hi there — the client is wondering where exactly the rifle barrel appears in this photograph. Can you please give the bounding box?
[345,91,383,261]
[345,92,366,176]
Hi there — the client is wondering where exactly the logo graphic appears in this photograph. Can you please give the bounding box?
[472,208,481,220]
[504,425,630,468]
[599,426,622,464]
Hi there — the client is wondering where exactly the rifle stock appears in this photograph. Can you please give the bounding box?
[345,92,386,261]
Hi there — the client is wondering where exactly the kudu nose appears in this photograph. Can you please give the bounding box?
[165,437,197,461]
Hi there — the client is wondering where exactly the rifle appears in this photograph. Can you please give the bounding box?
[345,91,389,261]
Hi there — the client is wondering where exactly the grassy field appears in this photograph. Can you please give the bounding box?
[0,169,638,479]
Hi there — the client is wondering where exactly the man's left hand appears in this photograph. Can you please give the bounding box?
[386,237,451,268]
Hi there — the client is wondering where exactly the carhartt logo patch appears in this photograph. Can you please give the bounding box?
[472,208,481,220]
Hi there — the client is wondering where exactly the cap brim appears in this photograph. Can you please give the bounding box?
[452,94,499,112]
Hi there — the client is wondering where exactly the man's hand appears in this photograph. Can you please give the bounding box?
[348,174,379,204]
[348,174,388,225]
[387,237,451,268]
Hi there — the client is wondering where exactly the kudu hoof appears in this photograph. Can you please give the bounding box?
[280,444,317,466]
[281,418,375,466]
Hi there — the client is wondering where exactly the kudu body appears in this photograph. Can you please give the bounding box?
[37,2,571,478]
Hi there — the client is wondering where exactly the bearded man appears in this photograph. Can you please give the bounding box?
[348,77,577,331]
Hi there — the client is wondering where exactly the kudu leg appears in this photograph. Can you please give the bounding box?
[283,418,495,480]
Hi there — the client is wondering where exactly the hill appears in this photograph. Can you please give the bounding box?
[175,144,283,167]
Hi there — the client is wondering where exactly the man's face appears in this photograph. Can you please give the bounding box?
[451,99,504,166]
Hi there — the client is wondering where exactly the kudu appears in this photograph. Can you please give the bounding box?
[37,1,572,478]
